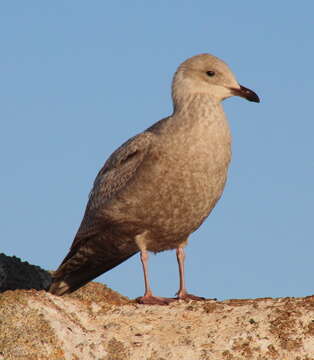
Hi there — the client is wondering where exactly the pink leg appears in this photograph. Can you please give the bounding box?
[176,247,187,296]
[176,247,205,301]
[137,250,176,305]
[141,249,153,297]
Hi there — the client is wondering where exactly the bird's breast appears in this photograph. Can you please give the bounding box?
[108,106,232,251]
[150,120,231,233]
[128,115,231,239]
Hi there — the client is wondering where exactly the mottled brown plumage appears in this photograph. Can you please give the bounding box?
[49,54,259,303]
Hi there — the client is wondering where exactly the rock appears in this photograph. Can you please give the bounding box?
[1,285,314,359]
[0,253,51,292]
[1,255,314,359]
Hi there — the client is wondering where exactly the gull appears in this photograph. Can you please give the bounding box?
[49,53,260,305]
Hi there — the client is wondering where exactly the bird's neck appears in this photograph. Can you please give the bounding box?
[171,93,226,130]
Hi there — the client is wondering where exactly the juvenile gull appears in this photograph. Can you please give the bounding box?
[49,53,260,304]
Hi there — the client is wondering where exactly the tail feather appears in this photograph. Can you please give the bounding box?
[49,251,137,296]
[48,231,138,296]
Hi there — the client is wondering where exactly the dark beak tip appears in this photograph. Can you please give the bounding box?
[248,93,260,103]
[239,84,260,103]
[232,85,260,103]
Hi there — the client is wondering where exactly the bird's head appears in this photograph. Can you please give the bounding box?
[172,53,260,107]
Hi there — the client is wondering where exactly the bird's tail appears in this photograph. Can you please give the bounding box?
[49,252,136,295]
[49,233,138,296]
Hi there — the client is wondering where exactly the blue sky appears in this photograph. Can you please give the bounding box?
[1,1,313,300]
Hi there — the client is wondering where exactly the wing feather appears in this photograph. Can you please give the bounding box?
[69,131,155,251]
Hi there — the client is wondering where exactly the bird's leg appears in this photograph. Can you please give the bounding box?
[136,249,175,305]
[141,249,153,297]
[176,247,187,296]
[175,247,205,301]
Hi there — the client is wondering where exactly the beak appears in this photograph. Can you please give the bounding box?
[231,85,260,103]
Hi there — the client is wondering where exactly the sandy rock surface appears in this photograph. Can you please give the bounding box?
[1,255,314,359]
[1,282,314,360]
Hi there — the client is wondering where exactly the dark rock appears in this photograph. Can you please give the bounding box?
[0,253,51,292]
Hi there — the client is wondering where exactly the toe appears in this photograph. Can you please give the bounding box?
[176,292,206,301]
[136,295,176,305]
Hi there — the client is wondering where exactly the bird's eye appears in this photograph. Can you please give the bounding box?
[206,71,215,77]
